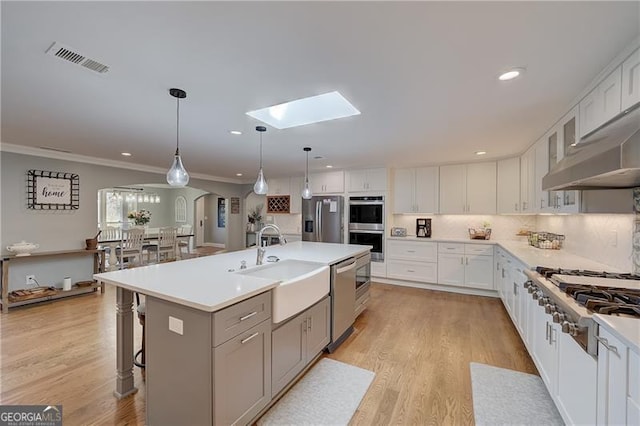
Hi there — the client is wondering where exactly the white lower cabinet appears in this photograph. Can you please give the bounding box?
[597,326,640,425]
[437,243,494,290]
[556,331,597,425]
[387,240,438,283]
[531,302,558,391]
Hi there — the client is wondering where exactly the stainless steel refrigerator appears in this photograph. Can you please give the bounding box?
[302,195,344,243]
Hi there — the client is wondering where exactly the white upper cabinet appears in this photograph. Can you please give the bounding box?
[267,177,291,196]
[440,163,496,214]
[520,146,535,213]
[310,171,344,194]
[392,167,438,214]
[534,137,549,213]
[497,157,521,214]
[580,66,622,136]
[557,107,580,213]
[621,48,640,111]
[439,165,467,214]
[289,177,303,214]
[348,168,387,192]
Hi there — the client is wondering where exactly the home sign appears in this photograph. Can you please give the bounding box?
[27,169,79,210]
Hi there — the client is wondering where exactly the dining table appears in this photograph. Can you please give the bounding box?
[99,232,194,271]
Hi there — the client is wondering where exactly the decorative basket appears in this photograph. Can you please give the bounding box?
[528,231,565,249]
[469,228,491,240]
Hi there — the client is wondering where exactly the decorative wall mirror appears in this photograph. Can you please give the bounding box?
[175,196,187,222]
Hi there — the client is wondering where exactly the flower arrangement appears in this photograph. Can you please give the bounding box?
[248,204,263,224]
[128,209,151,226]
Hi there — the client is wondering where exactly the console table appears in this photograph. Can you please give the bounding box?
[0,249,105,313]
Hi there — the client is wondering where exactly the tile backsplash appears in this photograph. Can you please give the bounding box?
[390,215,536,241]
[536,213,635,272]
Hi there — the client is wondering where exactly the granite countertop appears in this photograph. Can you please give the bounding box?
[386,236,622,272]
[593,314,640,355]
[94,241,369,312]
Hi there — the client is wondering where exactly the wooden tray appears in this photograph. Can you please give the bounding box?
[9,287,58,302]
[75,280,96,288]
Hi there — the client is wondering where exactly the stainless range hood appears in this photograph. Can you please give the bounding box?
[542,103,640,191]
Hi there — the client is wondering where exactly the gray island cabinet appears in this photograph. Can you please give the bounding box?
[271,296,330,397]
[146,292,272,426]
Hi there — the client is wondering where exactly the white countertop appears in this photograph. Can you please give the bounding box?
[387,237,622,272]
[94,241,369,312]
[593,315,640,355]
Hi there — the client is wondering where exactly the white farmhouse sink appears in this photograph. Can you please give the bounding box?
[238,260,329,323]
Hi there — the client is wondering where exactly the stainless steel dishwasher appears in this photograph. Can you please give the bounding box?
[327,256,357,353]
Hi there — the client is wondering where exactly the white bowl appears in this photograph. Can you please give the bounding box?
[7,241,39,256]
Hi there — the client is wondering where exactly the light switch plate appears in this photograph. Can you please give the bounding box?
[169,316,184,335]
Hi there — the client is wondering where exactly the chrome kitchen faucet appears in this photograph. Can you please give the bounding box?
[256,224,286,265]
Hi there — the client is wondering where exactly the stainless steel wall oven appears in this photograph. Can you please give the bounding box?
[349,196,384,262]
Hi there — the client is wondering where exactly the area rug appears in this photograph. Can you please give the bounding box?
[257,358,375,425]
[470,362,564,426]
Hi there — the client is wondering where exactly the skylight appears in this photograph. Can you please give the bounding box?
[246,91,360,129]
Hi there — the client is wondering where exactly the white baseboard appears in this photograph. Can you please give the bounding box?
[373,277,499,298]
[202,242,226,248]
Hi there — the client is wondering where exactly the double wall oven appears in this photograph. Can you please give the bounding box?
[348,196,384,262]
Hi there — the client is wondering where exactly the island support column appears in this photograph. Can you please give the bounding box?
[114,287,138,399]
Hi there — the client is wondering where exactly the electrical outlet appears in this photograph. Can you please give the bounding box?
[26,275,36,286]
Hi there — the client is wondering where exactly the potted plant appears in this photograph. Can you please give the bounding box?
[247,204,263,232]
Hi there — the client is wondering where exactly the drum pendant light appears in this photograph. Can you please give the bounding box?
[166,88,190,187]
[253,126,269,195]
[301,147,313,199]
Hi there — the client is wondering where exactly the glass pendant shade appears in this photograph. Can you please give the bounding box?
[302,178,313,199]
[254,168,268,195]
[253,126,268,195]
[166,88,189,187]
[167,154,189,187]
[301,147,313,199]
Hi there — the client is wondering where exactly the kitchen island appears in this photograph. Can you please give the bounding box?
[94,241,370,425]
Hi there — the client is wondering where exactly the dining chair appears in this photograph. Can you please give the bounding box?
[147,227,178,263]
[99,226,121,269]
[115,228,145,268]
[177,224,192,258]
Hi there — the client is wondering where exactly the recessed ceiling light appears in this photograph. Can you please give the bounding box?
[246,91,361,129]
[121,152,132,156]
[326,165,334,168]
[236,173,243,177]
[475,151,487,156]
[230,130,242,135]
[498,68,525,81]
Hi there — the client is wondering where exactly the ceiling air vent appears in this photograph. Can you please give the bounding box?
[45,42,110,74]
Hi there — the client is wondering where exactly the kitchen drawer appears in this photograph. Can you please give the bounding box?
[387,260,437,283]
[438,242,464,254]
[465,244,493,256]
[387,240,437,262]
[355,290,370,318]
[213,291,271,347]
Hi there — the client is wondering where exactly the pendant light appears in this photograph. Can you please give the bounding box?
[166,88,190,187]
[253,126,269,195]
[301,147,313,199]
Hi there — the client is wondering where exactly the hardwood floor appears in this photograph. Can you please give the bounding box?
[0,282,536,425]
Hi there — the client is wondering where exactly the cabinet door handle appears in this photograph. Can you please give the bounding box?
[460,257,464,265]
[549,326,556,345]
[308,316,312,330]
[523,201,527,211]
[501,268,505,278]
[545,322,550,341]
[541,199,544,209]
[466,257,469,265]
[239,311,258,321]
[407,269,415,273]
[241,332,260,344]
[595,336,619,355]
[513,282,517,295]
[406,250,416,253]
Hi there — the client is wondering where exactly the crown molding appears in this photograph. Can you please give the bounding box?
[0,142,243,184]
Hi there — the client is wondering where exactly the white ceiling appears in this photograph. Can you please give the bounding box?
[2,1,639,182]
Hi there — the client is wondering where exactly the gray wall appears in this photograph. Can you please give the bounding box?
[0,151,247,254]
